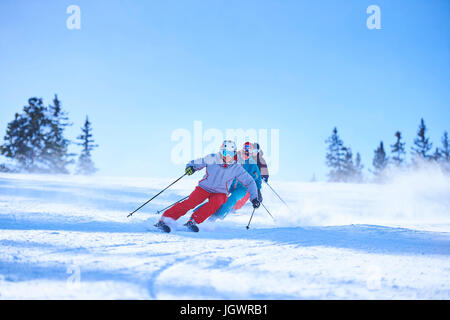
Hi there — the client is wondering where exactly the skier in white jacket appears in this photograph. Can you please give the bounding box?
[156,140,260,232]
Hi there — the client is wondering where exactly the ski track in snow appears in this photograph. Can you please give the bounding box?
[0,172,449,299]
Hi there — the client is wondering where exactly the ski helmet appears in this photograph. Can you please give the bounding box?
[220,140,237,160]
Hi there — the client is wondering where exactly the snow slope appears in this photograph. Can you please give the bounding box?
[0,170,449,299]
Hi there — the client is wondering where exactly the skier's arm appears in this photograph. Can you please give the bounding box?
[252,164,262,190]
[236,167,258,202]
[258,154,269,182]
[186,153,216,171]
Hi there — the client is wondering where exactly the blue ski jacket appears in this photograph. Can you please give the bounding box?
[229,158,262,193]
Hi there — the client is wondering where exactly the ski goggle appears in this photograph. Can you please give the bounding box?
[222,150,235,157]
[244,146,258,155]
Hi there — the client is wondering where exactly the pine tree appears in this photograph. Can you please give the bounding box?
[325,127,347,182]
[41,94,74,173]
[390,131,406,167]
[373,141,388,177]
[1,112,28,169]
[341,148,364,182]
[353,152,364,182]
[1,98,49,172]
[1,96,73,173]
[342,147,355,182]
[439,131,449,162]
[411,118,433,162]
[438,131,450,172]
[75,116,98,175]
[432,148,442,162]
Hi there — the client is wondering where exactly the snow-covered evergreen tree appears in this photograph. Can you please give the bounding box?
[1,96,73,173]
[437,131,449,161]
[390,131,406,167]
[341,148,364,183]
[437,131,450,172]
[1,98,49,172]
[373,141,388,178]
[411,118,433,163]
[325,127,347,182]
[75,116,98,175]
[41,95,74,173]
[353,152,364,182]
[342,147,354,180]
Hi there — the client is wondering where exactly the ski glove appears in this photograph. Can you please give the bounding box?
[262,176,269,183]
[185,166,196,176]
[252,198,260,209]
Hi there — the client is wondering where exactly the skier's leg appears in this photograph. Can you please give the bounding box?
[233,191,249,210]
[214,186,248,220]
[218,186,248,220]
[192,202,205,213]
[162,186,209,221]
[209,194,232,221]
[190,193,227,224]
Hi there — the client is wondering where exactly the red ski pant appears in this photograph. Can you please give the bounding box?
[162,186,227,224]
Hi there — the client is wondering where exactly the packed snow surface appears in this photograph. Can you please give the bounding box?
[0,169,449,299]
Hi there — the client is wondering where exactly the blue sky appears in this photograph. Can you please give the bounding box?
[1,0,449,181]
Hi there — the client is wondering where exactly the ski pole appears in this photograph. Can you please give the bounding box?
[156,195,189,214]
[127,173,187,218]
[261,202,275,221]
[246,207,256,230]
[264,180,291,210]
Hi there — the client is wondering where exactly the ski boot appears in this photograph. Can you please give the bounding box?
[154,220,171,233]
[184,219,199,232]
